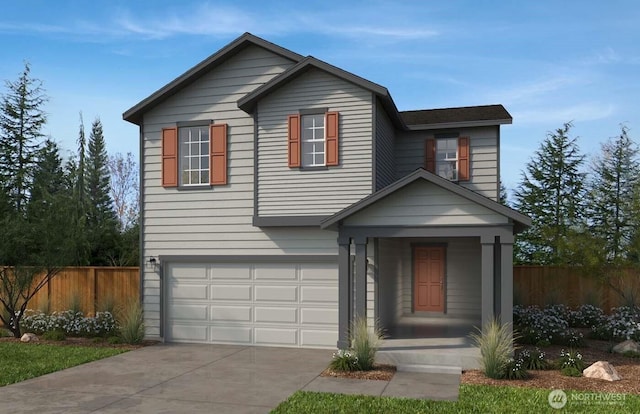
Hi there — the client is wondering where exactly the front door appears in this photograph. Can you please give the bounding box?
[413,246,445,312]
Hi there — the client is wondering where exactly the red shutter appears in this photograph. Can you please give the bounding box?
[288,114,301,167]
[425,138,435,173]
[325,111,339,166]
[210,124,228,185]
[162,127,178,187]
[458,136,470,181]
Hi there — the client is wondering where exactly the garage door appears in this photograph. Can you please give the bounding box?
[166,261,338,348]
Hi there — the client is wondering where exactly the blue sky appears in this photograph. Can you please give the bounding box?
[1,1,638,192]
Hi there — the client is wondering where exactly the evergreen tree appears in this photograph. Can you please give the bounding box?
[0,63,47,212]
[499,180,509,205]
[29,138,66,206]
[85,117,118,265]
[586,125,640,263]
[513,123,586,264]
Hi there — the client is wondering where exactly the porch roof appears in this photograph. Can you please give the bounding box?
[320,168,531,231]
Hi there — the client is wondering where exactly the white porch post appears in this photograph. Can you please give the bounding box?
[500,235,514,328]
[480,235,495,329]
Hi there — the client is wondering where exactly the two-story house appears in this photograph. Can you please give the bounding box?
[123,33,530,350]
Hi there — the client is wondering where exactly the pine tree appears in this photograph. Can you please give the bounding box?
[0,63,47,212]
[587,126,640,263]
[499,180,509,206]
[513,123,586,264]
[85,117,118,265]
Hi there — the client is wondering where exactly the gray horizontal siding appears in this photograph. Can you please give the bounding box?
[344,180,509,227]
[374,99,395,190]
[395,126,499,200]
[256,68,373,217]
[140,46,339,338]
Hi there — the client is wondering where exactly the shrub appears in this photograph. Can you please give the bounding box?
[568,304,605,328]
[514,305,568,345]
[118,299,145,344]
[67,291,83,315]
[97,294,118,315]
[561,366,583,377]
[503,358,529,380]
[559,349,585,372]
[470,318,517,379]
[329,349,359,372]
[589,306,640,341]
[42,330,66,341]
[557,329,585,347]
[517,348,550,370]
[350,317,383,371]
[21,309,117,337]
[107,336,122,345]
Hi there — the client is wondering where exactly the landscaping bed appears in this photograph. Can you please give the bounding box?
[321,363,396,381]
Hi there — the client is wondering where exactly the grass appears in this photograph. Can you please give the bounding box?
[271,385,640,414]
[470,318,518,379]
[0,342,127,386]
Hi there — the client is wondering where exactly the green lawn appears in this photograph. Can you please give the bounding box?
[0,342,127,386]
[272,385,640,414]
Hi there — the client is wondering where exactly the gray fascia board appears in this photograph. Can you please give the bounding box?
[252,215,329,227]
[341,224,514,239]
[238,56,391,113]
[123,32,303,125]
[405,118,513,131]
[320,168,531,229]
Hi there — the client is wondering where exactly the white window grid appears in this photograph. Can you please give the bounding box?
[179,127,209,186]
[302,115,325,167]
[435,138,458,181]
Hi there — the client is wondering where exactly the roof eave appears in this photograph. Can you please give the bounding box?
[405,118,513,131]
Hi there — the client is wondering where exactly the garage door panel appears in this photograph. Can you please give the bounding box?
[171,304,208,321]
[211,285,251,300]
[171,284,208,300]
[255,307,297,323]
[301,308,338,325]
[210,306,251,322]
[300,264,338,280]
[255,285,297,302]
[170,264,208,279]
[300,286,338,303]
[301,330,338,347]
[170,325,208,342]
[211,264,251,279]
[254,264,297,280]
[255,328,297,345]
[210,326,252,343]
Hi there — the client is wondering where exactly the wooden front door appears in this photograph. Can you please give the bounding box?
[413,246,445,312]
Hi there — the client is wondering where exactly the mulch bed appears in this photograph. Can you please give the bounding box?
[321,364,396,381]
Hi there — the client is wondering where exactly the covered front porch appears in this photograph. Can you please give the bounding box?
[320,169,530,368]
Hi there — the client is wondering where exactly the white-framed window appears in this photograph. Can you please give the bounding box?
[435,138,458,181]
[301,114,325,167]
[179,126,209,186]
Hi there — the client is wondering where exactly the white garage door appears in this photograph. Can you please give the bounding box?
[166,261,338,348]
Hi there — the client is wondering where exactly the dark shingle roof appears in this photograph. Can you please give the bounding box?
[399,104,512,126]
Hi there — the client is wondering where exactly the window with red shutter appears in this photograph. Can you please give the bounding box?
[287,111,339,168]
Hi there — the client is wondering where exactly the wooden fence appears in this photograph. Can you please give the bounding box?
[27,267,140,316]
[514,266,640,311]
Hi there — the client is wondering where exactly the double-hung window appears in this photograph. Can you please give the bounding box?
[301,114,325,167]
[435,138,459,181]
[425,135,470,181]
[179,126,210,186]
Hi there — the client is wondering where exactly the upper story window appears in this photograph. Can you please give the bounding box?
[161,123,228,188]
[426,135,469,181]
[435,138,458,181]
[179,126,210,186]
[287,111,339,169]
[301,114,325,167]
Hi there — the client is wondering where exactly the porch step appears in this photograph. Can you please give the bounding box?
[377,349,481,370]
[396,363,461,375]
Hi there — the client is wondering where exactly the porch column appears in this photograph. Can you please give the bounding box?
[354,236,368,322]
[337,235,351,349]
[500,235,514,328]
[480,235,495,329]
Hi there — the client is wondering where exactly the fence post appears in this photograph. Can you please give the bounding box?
[90,267,97,316]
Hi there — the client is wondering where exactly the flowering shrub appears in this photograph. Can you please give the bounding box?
[559,349,584,376]
[517,347,550,370]
[568,304,605,328]
[503,357,529,380]
[329,349,359,372]
[513,305,569,345]
[21,310,117,337]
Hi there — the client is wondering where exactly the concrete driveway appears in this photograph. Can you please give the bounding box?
[1,344,333,414]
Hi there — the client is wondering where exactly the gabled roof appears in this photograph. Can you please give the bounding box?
[123,33,304,125]
[320,168,531,231]
[237,56,405,128]
[400,104,512,130]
